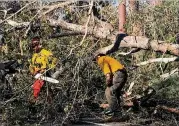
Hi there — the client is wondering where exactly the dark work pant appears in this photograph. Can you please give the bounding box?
[105,69,127,112]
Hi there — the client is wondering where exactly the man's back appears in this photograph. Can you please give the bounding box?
[29,49,57,75]
[97,56,124,75]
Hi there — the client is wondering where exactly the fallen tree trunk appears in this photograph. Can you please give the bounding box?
[48,18,113,39]
[48,18,179,56]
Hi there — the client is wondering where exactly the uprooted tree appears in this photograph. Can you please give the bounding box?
[0,0,179,125]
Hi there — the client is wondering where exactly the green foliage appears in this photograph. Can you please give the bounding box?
[127,1,179,41]
[150,76,179,99]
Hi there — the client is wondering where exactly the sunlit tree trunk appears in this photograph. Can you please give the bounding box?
[118,0,126,33]
[150,0,162,6]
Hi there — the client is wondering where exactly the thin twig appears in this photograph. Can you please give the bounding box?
[80,0,93,45]
[136,57,179,66]
[61,59,80,125]
[41,0,78,17]
[0,0,37,24]
[66,1,93,58]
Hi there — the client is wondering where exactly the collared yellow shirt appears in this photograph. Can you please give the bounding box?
[29,49,57,74]
[97,56,124,75]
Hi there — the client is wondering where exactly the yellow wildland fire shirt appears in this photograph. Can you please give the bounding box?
[29,49,57,75]
[97,56,124,75]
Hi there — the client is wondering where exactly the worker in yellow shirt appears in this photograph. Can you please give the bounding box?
[94,54,128,116]
[29,37,59,100]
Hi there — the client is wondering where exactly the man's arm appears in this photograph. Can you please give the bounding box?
[105,73,113,86]
[103,60,113,86]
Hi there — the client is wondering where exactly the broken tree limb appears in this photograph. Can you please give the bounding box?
[41,0,79,16]
[160,68,179,79]
[48,18,113,39]
[6,20,29,27]
[48,18,179,56]
[96,36,179,56]
[158,105,179,114]
[126,82,135,96]
[0,0,36,24]
[0,8,11,19]
[117,48,141,56]
[49,31,84,38]
[79,0,93,46]
[136,57,179,66]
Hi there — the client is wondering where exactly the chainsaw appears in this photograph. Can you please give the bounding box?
[34,73,59,84]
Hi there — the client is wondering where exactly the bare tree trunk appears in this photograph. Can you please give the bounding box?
[150,0,162,6]
[118,0,126,33]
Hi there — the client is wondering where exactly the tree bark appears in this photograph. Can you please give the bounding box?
[49,31,84,38]
[48,18,113,39]
[48,18,179,56]
[150,0,162,6]
[118,0,126,33]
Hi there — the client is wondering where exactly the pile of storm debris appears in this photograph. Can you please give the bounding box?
[75,87,179,126]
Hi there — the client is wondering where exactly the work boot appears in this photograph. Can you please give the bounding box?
[103,109,114,116]
[103,110,124,121]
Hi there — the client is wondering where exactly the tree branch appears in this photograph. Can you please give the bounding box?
[48,18,113,39]
[0,0,36,24]
[79,0,93,45]
[136,57,179,66]
[49,32,84,38]
[6,20,29,27]
[41,0,79,16]
[117,48,141,56]
[160,68,179,79]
